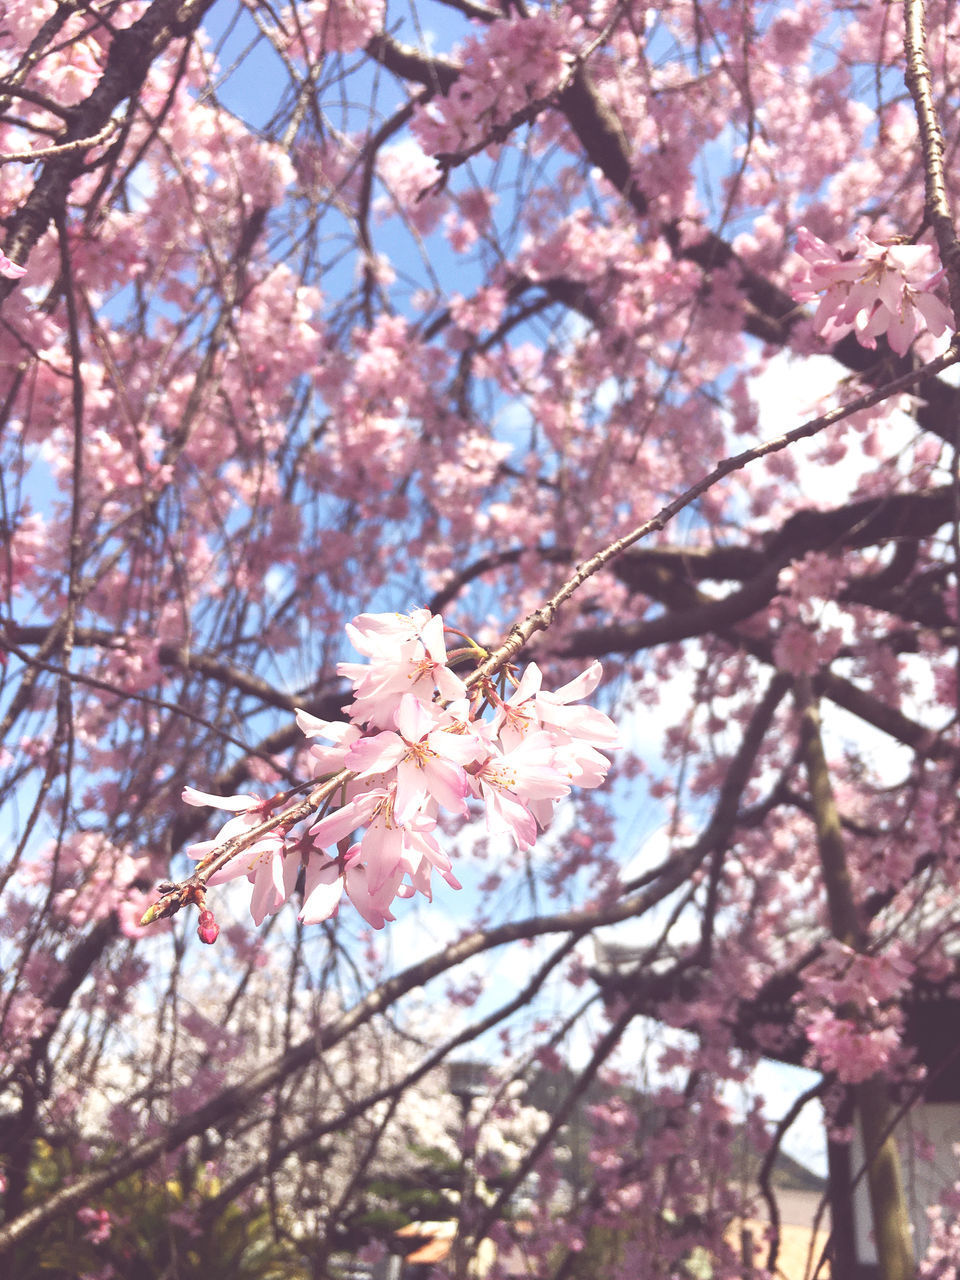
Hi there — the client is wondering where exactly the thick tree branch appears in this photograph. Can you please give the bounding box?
[473,353,958,681]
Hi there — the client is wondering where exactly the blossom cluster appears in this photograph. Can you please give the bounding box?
[183,610,617,933]
[792,226,954,356]
[796,940,913,1084]
[412,11,578,158]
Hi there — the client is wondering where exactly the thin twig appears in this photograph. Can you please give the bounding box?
[0,117,121,164]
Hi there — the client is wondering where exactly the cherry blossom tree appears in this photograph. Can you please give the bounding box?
[3,1,960,1277]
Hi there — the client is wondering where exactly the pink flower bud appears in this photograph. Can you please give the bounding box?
[197,909,219,945]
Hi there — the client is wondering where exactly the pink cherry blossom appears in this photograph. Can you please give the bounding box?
[181,787,275,874]
[344,693,476,822]
[535,662,620,747]
[308,787,383,850]
[342,859,402,930]
[351,789,444,892]
[470,731,573,851]
[496,661,618,753]
[793,226,954,355]
[299,856,345,925]
[339,609,467,727]
[299,852,402,929]
[245,841,300,926]
[292,0,385,58]
[295,707,363,773]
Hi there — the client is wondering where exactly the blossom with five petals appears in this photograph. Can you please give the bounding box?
[344,692,477,822]
[469,731,573,851]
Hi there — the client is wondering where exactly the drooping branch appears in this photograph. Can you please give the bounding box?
[198,928,583,1223]
[0,868,710,1258]
[2,623,323,714]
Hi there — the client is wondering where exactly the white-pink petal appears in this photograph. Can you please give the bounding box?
[182,786,259,811]
[345,730,406,775]
[344,861,399,929]
[309,790,382,846]
[548,660,602,703]
[300,859,344,924]
[249,850,299,925]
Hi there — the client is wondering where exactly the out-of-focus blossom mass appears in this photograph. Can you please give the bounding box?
[183,610,617,932]
[792,226,954,356]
